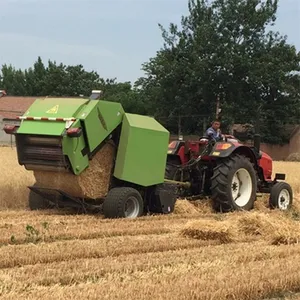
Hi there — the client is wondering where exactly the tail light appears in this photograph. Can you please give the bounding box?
[66,127,82,138]
[215,143,232,150]
[168,141,178,149]
[4,125,18,134]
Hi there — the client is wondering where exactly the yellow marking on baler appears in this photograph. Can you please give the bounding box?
[46,105,59,114]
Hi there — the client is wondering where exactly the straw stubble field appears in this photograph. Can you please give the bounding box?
[1,146,300,300]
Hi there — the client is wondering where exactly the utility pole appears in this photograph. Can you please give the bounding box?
[202,117,207,136]
[216,94,220,119]
[178,115,182,140]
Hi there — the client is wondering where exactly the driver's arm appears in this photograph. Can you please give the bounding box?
[206,128,214,138]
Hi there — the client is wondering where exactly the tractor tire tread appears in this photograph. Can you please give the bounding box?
[269,181,293,210]
[103,187,144,219]
[211,153,257,213]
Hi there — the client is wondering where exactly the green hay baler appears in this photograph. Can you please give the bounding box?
[4,91,176,218]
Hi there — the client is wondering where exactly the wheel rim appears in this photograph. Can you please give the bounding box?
[231,168,252,207]
[124,196,140,218]
[277,189,290,210]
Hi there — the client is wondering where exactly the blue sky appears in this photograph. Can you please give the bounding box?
[0,0,299,84]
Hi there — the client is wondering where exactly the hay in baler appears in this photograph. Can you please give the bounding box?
[33,141,116,199]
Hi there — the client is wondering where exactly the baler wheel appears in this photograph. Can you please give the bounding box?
[28,189,54,210]
[102,187,144,219]
[269,182,293,211]
[211,154,257,212]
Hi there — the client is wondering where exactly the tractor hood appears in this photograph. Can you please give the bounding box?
[17,97,89,136]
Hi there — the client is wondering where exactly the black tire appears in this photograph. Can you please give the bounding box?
[165,156,181,181]
[102,187,144,219]
[211,154,257,212]
[269,182,293,210]
[165,164,178,180]
[28,189,54,210]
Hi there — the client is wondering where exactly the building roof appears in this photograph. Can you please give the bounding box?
[232,123,299,140]
[0,96,37,119]
[0,95,85,119]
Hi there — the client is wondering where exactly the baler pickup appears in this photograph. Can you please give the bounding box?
[28,186,99,213]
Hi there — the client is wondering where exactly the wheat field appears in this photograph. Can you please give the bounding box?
[1,146,300,299]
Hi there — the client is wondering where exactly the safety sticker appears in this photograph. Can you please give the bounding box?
[46,105,59,114]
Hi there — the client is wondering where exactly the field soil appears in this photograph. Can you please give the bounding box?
[1,146,300,299]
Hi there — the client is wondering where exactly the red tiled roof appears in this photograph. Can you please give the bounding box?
[0,96,84,119]
[0,96,37,119]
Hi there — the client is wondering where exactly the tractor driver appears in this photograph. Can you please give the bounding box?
[206,120,223,141]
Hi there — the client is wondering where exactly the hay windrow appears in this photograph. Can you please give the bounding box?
[181,219,237,243]
[174,200,203,215]
[286,153,300,162]
[33,141,116,199]
[174,198,214,215]
[181,211,300,246]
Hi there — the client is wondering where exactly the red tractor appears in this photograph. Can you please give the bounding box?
[165,133,293,212]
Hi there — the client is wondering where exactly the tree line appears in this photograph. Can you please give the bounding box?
[1,0,300,144]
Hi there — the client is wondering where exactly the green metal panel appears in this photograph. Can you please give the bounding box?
[17,97,89,136]
[77,100,125,152]
[114,113,170,186]
[17,121,67,136]
[62,119,89,175]
[26,97,89,117]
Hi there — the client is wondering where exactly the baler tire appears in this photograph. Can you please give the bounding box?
[28,190,54,210]
[269,182,293,211]
[211,154,257,213]
[103,187,144,219]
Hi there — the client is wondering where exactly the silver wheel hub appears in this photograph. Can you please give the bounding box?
[124,196,140,218]
[231,168,252,207]
[278,189,290,210]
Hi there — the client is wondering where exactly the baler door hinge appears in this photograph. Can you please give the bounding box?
[97,107,108,131]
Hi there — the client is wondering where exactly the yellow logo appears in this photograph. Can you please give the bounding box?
[46,105,59,114]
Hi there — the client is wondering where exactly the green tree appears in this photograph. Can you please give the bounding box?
[0,57,144,117]
[137,0,300,142]
[1,64,26,95]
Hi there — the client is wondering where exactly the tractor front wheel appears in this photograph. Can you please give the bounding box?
[211,154,257,212]
[102,187,144,219]
[269,182,293,211]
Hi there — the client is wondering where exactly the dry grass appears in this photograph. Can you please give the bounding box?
[181,208,300,246]
[286,152,300,162]
[1,147,300,299]
[0,147,35,209]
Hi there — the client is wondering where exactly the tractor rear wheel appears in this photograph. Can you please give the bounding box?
[269,182,293,210]
[211,154,257,212]
[102,187,144,219]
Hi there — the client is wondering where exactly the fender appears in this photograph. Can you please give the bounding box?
[209,142,259,166]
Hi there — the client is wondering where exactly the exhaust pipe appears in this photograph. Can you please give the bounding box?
[253,134,261,152]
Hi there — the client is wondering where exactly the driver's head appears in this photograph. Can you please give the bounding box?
[211,120,220,130]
